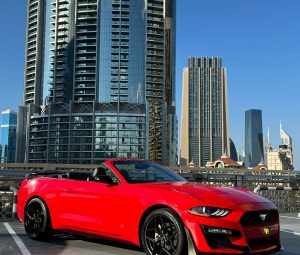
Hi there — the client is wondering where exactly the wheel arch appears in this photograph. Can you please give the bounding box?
[138,204,184,245]
[25,195,48,210]
[24,195,52,224]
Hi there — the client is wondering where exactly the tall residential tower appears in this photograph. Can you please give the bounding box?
[180,57,230,167]
[17,0,177,165]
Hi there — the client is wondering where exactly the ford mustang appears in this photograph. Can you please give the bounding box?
[17,159,281,254]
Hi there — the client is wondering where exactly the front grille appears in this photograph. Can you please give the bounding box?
[240,210,278,227]
[248,235,279,250]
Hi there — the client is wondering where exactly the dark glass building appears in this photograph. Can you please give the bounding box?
[229,138,238,161]
[0,110,17,163]
[17,0,177,165]
[181,57,230,167]
[244,109,264,168]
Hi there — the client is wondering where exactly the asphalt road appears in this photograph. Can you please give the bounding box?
[0,215,299,255]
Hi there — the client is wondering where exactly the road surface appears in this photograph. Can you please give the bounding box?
[0,215,299,255]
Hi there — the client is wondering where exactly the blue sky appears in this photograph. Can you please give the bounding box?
[0,1,299,168]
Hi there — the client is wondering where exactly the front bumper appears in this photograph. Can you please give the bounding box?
[183,202,281,254]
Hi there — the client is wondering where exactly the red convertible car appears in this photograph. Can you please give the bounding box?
[17,159,281,254]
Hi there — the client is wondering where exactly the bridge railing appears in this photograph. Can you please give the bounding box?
[177,169,299,212]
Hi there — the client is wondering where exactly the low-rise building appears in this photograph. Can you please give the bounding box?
[266,122,293,170]
[252,160,268,170]
[206,154,243,169]
[267,145,293,170]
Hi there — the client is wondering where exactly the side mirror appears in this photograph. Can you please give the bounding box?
[96,175,118,185]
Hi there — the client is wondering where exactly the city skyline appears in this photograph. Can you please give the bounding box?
[0,0,299,168]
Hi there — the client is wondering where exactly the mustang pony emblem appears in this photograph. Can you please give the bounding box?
[260,214,268,221]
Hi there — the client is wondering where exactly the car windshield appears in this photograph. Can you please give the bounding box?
[112,161,187,184]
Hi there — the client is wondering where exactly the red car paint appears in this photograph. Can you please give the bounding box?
[17,159,280,254]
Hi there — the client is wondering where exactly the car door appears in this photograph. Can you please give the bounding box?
[59,174,124,237]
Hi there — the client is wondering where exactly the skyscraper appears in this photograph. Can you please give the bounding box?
[244,109,264,168]
[280,120,292,148]
[267,121,293,170]
[18,0,177,165]
[229,138,238,161]
[0,109,17,163]
[179,67,189,166]
[180,57,230,167]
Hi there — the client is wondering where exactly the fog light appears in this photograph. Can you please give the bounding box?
[202,225,241,237]
[207,227,232,235]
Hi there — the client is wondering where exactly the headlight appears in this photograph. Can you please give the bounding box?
[188,206,231,217]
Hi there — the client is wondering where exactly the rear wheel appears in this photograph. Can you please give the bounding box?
[141,208,187,255]
[24,197,52,240]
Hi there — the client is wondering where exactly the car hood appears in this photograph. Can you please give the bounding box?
[142,182,271,208]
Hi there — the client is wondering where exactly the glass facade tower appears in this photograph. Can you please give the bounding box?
[244,109,264,168]
[18,0,177,165]
[181,57,230,167]
[0,110,17,163]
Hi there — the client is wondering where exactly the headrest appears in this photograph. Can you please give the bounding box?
[93,166,106,177]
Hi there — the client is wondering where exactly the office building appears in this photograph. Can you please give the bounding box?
[0,109,17,163]
[17,0,177,165]
[229,138,238,161]
[179,67,189,166]
[280,120,292,148]
[267,145,293,170]
[267,122,293,170]
[180,57,230,167]
[238,149,245,162]
[264,127,271,165]
[244,109,264,168]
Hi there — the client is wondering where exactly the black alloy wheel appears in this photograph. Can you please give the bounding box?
[24,197,52,240]
[141,208,187,255]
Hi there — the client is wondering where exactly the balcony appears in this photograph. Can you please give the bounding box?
[77,42,96,48]
[76,63,96,68]
[77,8,97,13]
[77,22,97,27]
[77,29,97,34]
[76,77,96,81]
[76,56,97,61]
[77,36,97,41]
[77,15,97,20]
[76,70,96,75]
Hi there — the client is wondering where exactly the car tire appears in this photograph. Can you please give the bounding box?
[24,197,52,240]
[141,208,188,255]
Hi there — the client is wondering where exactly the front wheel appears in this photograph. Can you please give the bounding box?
[141,208,187,255]
[24,197,52,240]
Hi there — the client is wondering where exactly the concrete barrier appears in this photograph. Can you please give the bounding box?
[254,185,300,192]
[0,186,18,219]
